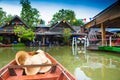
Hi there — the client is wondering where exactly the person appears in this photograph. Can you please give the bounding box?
[111,32,119,46]
[115,35,120,46]
[39,41,41,47]
[112,32,118,41]
[32,39,36,47]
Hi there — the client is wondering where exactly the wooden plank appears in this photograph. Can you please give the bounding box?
[8,64,57,68]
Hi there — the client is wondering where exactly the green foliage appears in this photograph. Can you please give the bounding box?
[20,0,40,29]
[51,9,84,26]
[13,43,25,47]
[63,28,71,44]
[14,25,35,40]
[117,33,120,37]
[52,9,75,21]
[0,8,14,27]
[0,7,6,26]
[0,36,3,42]
[39,19,45,24]
[72,19,84,26]
[5,14,14,23]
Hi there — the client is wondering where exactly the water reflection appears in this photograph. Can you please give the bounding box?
[74,67,91,80]
[80,55,120,70]
[72,46,120,80]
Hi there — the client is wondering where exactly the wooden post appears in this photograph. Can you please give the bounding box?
[42,36,45,45]
[109,36,112,46]
[101,23,106,46]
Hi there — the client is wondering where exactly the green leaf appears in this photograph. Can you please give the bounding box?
[14,25,35,41]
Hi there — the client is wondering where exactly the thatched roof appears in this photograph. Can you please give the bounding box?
[1,15,29,28]
[49,20,76,32]
[0,15,29,34]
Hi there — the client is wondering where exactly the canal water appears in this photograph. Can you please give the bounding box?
[0,46,120,80]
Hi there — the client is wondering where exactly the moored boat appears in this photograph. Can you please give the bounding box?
[0,44,12,47]
[0,50,76,80]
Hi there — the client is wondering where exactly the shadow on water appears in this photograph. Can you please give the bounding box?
[0,46,120,80]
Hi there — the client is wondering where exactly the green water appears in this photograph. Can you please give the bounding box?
[0,46,120,80]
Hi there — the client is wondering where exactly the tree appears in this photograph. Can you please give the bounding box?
[52,9,75,25]
[72,19,84,26]
[5,14,14,23]
[39,19,45,24]
[20,0,40,29]
[0,36,3,42]
[14,25,35,41]
[0,8,14,27]
[63,28,71,45]
[0,7,6,26]
[51,9,84,26]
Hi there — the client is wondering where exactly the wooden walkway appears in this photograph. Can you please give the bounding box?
[87,45,99,51]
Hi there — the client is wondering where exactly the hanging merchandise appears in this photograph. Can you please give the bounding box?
[83,18,86,22]
[89,18,93,21]
[63,20,66,23]
[48,21,51,24]
[16,22,19,26]
[7,22,10,25]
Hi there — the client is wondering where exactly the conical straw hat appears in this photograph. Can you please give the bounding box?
[15,51,30,65]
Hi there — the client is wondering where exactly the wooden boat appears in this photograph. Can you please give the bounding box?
[0,44,12,47]
[0,52,76,80]
[98,46,120,52]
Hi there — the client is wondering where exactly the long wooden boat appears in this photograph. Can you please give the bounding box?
[98,46,120,52]
[0,44,12,47]
[0,52,76,80]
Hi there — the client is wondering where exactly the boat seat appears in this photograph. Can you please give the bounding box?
[6,64,59,80]
[6,73,59,80]
[8,64,57,76]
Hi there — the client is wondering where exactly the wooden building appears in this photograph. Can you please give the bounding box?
[0,15,29,45]
[0,16,86,46]
[84,0,120,47]
[35,20,86,46]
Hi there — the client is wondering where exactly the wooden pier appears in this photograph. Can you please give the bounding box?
[87,45,99,51]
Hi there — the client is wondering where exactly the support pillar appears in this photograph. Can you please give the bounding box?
[101,23,106,46]
[42,36,45,45]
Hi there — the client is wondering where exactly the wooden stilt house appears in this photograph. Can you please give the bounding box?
[0,15,29,45]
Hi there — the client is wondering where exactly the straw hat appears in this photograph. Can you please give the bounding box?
[36,50,48,63]
[15,51,30,65]
[36,50,52,73]
[36,49,44,54]
[39,58,52,73]
[24,54,42,75]
[15,50,52,75]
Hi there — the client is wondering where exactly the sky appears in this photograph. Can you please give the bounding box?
[0,0,118,24]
